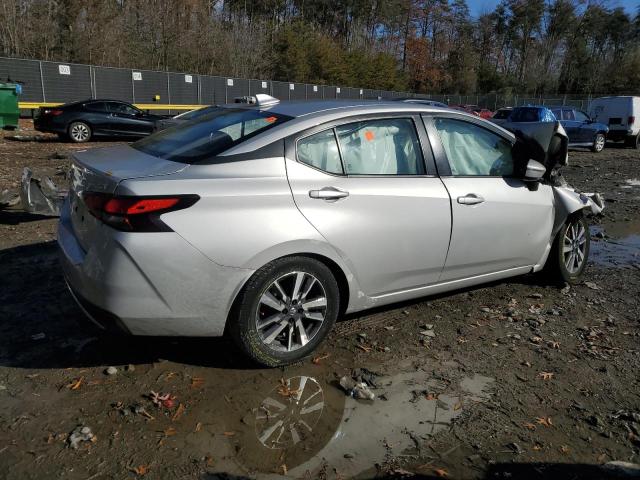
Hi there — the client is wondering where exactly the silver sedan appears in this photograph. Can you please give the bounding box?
[58,96,603,366]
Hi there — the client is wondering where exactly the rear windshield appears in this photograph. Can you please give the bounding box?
[133,108,291,163]
[493,109,511,119]
[510,107,556,123]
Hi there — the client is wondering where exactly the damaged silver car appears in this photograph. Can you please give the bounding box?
[58,95,604,366]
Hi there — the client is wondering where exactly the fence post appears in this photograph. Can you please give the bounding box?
[131,69,135,104]
[197,75,201,104]
[38,61,46,102]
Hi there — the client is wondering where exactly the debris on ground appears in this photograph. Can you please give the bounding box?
[0,189,20,209]
[19,167,66,216]
[68,425,97,449]
[104,366,118,375]
[339,375,376,400]
[149,391,176,409]
[30,332,46,341]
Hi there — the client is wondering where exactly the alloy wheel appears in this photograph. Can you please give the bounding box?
[594,134,605,152]
[255,271,327,352]
[70,123,90,142]
[563,220,587,274]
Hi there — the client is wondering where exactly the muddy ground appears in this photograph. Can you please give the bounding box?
[0,121,639,480]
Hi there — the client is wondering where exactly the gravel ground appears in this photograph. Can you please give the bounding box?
[0,121,639,480]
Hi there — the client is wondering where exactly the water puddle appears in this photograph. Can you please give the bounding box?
[202,368,494,478]
[590,222,640,268]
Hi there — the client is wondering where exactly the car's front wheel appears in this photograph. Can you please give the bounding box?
[591,133,605,152]
[68,121,92,143]
[545,214,590,284]
[229,256,340,367]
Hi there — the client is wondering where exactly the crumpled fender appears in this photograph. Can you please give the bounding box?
[552,183,605,236]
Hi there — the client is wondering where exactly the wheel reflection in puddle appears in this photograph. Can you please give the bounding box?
[255,376,324,449]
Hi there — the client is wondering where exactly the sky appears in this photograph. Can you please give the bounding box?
[466,0,640,18]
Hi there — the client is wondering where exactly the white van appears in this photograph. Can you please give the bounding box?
[589,96,640,148]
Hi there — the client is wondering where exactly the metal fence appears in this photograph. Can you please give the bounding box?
[0,56,619,114]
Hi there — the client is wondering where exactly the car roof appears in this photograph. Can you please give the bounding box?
[223,99,455,118]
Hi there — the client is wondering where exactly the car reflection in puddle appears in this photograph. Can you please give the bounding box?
[219,369,494,478]
[590,222,640,268]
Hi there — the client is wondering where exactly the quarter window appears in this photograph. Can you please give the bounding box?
[433,117,514,177]
[297,130,343,174]
[563,109,575,121]
[335,119,424,175]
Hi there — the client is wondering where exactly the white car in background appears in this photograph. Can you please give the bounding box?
[589,96,640,148]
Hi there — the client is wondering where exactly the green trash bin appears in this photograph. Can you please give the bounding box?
[0,82,20,130]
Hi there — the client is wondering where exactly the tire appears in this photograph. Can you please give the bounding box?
[229,256,340,367]
[625,134,640,149]
[591,133,605,152]
[68,121,92,143]
[544,214,590,284]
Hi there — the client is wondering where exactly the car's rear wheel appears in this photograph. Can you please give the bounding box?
[591,133,605,152]
[230,256,340,367]
[544,214,590,284]
[625,134,640,149]
[68,121,92,143]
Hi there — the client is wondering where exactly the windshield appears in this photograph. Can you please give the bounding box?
[134,108,291,163]
[510,107,556,123]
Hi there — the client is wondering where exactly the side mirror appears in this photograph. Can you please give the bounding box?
[523,159,546,182]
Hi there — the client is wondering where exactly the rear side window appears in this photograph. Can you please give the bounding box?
[336,119,424,175]
[493,109,511,119]
[434,117,514,177]
[86,102,108,112]
[563,109,575,121]
[133,108,291,163]
[297,130,343,174]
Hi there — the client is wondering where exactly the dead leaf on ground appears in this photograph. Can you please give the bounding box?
[312,353,330,365]
[130,465,149,476]
[453,401,463,411]
[533,443,542,451]
[66,377,83,390]
[277,378,300,398]
[190,377,205,388]
[535,417,553,427]
[548,341,560,349]
[538,372,554,380]
[281,464,288,475]
[223,431,235,437]
[195,422,202,432]
[172,403,186,422]
[456,337,467,344]
[163,427,177,437]
[560,445,570,454]
[523,422,537,430]
[434,468,449,477]
[356,344,371,353]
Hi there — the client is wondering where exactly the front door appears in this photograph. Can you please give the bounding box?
[286,116,452,297]
[425,115,554,281]
[107,102,154,136]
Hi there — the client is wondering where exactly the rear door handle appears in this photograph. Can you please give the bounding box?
[457,194,485,205]
[309,187,349,200]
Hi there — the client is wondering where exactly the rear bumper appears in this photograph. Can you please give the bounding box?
[34,117,66,135]
[607,130,634,141]
[57,196,254,336]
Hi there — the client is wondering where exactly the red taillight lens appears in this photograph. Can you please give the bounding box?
[82,193,198,232]
[629,116,635,126]
[43,109,64,116]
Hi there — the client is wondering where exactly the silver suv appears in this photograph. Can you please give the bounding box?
[58,96,603,366]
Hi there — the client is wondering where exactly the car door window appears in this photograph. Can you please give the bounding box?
[575,110,589,122]
[563,109,575,121]
[433,117,514,176]
[86,102,108,112]
[109,103,138,115]
[551,109,561,119]
[297,129,343,175]
[335,118,424,175]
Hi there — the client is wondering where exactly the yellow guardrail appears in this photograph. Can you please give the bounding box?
[19,102,207,111]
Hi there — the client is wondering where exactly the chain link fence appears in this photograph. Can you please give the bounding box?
[0,56,623,115]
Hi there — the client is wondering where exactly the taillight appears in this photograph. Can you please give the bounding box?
[43,109,64,116]
[629,116,635,126]
[82,193,198,232]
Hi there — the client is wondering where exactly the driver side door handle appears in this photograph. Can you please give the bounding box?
[309,187,349,201]
[457,194,485,205]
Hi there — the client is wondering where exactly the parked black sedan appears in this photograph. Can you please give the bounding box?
[34,100,162,142]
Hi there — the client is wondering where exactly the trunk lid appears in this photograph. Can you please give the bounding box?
[69,144,188,250]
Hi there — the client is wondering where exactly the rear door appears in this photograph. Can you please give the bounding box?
[83,101,111,134]
[424,114,554,281]
[560,108,581,143]
[285,114,452,296]
[107,102,154,136]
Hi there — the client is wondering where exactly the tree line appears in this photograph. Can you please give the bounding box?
[0,0,638,95]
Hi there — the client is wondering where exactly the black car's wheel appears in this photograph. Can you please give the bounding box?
[625,134,640,149]
[230,256,340,367]
[591,133,605,152]
[68,121,92,143]
[544,214,590,284]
